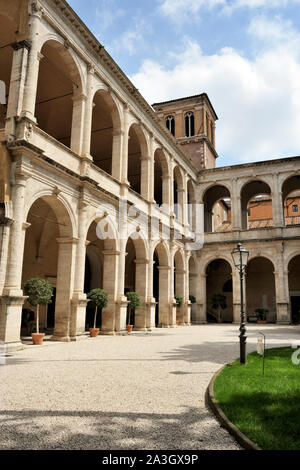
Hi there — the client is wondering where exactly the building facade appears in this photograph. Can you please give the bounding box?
[0,0,299,351]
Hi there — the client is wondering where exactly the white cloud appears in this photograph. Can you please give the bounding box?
[96,0,124,34]
[159,0,300,22]
[108,18,148,56]
[130,20,300,165]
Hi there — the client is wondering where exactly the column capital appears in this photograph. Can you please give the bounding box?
[11,40,31,51]
[102,250,121,256]
[135,258,150,265]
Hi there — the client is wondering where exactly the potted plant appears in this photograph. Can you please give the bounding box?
[189,295,196,305]
[125,291,140,333]
[211,293,227,323]
[87,288,108,337]
[24,278,53,345]
[175,294,183,325]
[255,308,268,324]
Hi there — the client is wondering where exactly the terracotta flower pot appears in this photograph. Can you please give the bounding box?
[217,318,223,324]
[32,333,45,345]
[257,320,267,324]
[176,320,179,326]
[89,328,99,337]
[126,325,133,333]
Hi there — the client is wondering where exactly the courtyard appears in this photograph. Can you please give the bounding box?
[1,324,299,450]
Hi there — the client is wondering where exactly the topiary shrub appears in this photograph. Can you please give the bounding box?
[189,295,196,304]
[175,294,183,307]
[126,291,140,325]
[24,278,53,334]
[211,293,227,322]
[87,288,109,329]
[255,308,269,321]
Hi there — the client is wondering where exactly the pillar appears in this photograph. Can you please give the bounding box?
[21,6,44,121]
[175,269,186,325]
[231,179,242,230]
[102,250,119,335]
[70,93,87,155]
[134,258,149,331]
[111,129,124,181]
[81,66,94,159]
[274,250,290,324]
[70,203,88,340]
[115,239,128,333]
[272,174,284,227]
[5,41,30,139]
[157,266,172,327]
[146,251,156,329]
[51,237,77,342]
[140,155,152,201]
[194,273,207,324]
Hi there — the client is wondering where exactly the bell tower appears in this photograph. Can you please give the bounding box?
[152,93,218,170]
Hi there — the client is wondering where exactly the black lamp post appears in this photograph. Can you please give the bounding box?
[231,243,249,365]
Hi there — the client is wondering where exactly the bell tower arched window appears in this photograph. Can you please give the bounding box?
[185,112,195,137]
[166,115,175,136]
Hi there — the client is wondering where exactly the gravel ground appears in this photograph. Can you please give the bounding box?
[0,324,299,450]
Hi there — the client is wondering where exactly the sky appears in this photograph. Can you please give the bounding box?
[68,0,300,167]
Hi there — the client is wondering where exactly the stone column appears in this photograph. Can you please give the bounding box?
[5,41,30,139]
[81,66,95,159]
[157,266,172,327]
[274,250,290,324]
[121,106,130,185]
[70,92,87,156]
[21,5,44,122]
[231,178,242,230]
[0,212,13,295]
[195,273,207,324]
[272,174,284,227]
[175,269,186,325]
[162,175,172,212]
[1,174,28,351]
[51,237,77,342]
[176,188,185,225]
[102,250,120,335]
[70,203,88,340]
[115,239,128,333]
[134,258,149,331]
[140,155,152,201]
[111,129,124,181]
[146,254,156,329]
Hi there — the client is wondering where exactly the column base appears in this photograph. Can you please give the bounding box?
[276,321,291,325]
[3,340,24,353]
[101,329,116,336]
[133,327,148,332]
[70,333,89,341]
[50,335,71,342]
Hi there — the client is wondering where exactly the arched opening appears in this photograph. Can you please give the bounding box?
[241,180,273,230]
[282,176,300,227]
[153,242,171,327]
[166,115,175,136]
[246,257,276,323]
[203,185,231,233]
[84,218,117,334]
[187,179,195,230]
[206,259,233,323]
[0,14,16,128]
[173,166,184,222]
[154,149,169,207]
[128,124,147,195]
[21,196,73,340]
[288,255,300,324]
[84,221,104,330]
[185,111,194,137]
[125,235,148,330]
[90,90,120,175]
[35,40,82,148]
[174,250,185,324]
[189,256,197,322]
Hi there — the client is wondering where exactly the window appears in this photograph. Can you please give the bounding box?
[166,115,175,136]
[185,112,195,137]
[292,204,298,213]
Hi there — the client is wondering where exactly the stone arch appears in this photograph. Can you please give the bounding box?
[282,175,300,227]
[288,254,300,324]
[154,148,170,206]
[125,233,148,330]
[246,256,276,323]
[127,123,148,195]
[90,87,122,176]
[35,38,84,149]
[205,258,233,323]
[203,184,231,233]
[173,165,184,222]
[153,240,172,327]
[21,194,75,341]
[240,179,273,230]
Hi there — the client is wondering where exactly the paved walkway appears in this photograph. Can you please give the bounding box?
[0,324,299,450]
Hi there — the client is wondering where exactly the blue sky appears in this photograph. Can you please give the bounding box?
[68,0,300,167]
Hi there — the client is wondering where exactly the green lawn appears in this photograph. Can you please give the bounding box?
[214,347,300,450]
